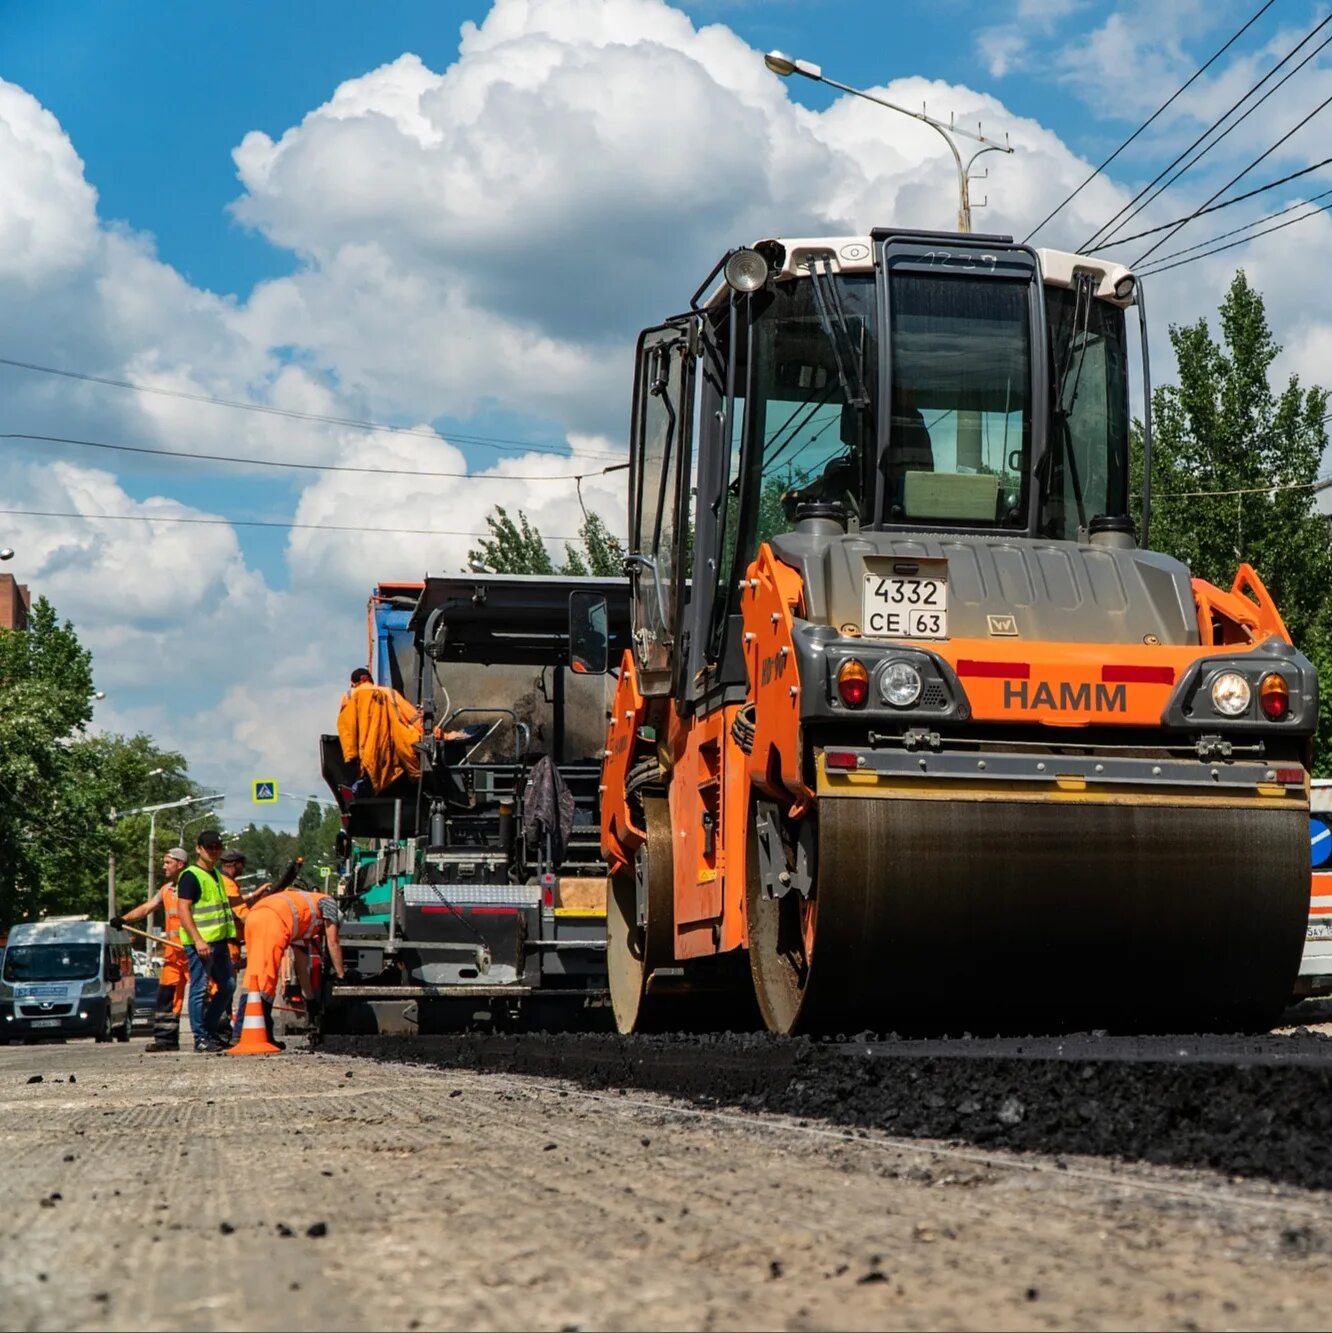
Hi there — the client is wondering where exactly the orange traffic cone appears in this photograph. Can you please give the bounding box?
[226,992,281,1056]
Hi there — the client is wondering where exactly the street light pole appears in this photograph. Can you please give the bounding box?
[109,793,223,941]
[763,51,1013,233]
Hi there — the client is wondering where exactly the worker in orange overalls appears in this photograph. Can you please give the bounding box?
[111,846,190,1051]
[242,885,348,1045]
[215,849,273,1042]
[337,667,471,795]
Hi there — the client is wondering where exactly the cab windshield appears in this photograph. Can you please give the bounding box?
[3,943,101,982]
[749,272,878,535]
[886,272,1031,527]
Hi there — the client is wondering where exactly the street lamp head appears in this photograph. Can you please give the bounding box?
[764,50,822,81]
[0,548,13,562]
[93,691,106,701]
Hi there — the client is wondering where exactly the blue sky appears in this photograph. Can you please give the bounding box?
[2,0,1330,816]
[5,0,1119,302]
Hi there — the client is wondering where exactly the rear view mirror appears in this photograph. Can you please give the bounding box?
[568,592,609,675]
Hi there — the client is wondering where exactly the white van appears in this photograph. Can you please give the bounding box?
[0,917,135,1042]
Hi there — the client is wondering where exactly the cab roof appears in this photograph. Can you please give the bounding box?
[408,574,631,667]
[700,233,1137,308]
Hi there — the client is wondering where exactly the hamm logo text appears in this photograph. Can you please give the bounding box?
[1002,680,1127,713]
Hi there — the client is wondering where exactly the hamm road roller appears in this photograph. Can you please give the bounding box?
[587,228,1316,1035]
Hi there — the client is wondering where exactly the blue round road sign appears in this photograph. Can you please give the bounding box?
[1311,817,1332,869]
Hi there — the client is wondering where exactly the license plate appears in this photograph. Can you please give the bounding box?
[863,574,948,639]
[29,1018,60,1029]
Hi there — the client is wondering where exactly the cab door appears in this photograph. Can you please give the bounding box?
[627,319,696,697]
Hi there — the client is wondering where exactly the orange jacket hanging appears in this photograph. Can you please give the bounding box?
[337,682,424,792]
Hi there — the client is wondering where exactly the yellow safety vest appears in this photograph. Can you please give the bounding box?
[177,865,237,947]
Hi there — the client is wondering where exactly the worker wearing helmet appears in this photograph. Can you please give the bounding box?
[110,846,190,1052]
[241,885,348,1045]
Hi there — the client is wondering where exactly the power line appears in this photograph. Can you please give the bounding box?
[1152,410,1332,497]
[1135,187,1332,267]
[0,431,628,485]
[1023,0,1275,244]
[1085,11,1332,252]
[1134,89,1332,265]
[1085,155,1332,251]
[1137,196,1332,274]
[0,506,610,543]
[1116,19,1332,243]
[1157,475,1332,498]
[0,354,625,462]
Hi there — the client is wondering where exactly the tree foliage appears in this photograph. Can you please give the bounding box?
[561,511,625,577]
[467,505,554,575]
[470,506,624,577]
[228,802,342,890]
[0,599,193,926]
[1134,271,1332,769]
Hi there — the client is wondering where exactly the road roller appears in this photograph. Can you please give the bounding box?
[588,227,1316,1034]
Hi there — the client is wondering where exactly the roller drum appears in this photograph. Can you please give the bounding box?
[801,796,1309,1032]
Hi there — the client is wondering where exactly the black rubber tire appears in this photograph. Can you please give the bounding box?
[94,1009,112,1043]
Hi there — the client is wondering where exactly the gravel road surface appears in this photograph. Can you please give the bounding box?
[3,1038,1332,1331]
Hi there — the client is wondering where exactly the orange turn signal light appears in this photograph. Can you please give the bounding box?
[1259,672,1290,720]
[837,658,869,708]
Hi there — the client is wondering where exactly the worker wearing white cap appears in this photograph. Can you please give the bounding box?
[110,846,190,1051]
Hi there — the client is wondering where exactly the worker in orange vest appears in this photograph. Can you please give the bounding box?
[215,848,274,1041]
[111,846,190,1051]
[241,885,348,1045]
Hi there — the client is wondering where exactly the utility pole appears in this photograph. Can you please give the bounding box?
[107,854,116,918]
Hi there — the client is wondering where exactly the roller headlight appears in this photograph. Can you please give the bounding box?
[724,248,769,293]
[881,660,923,708]
[1210,670,1251,717]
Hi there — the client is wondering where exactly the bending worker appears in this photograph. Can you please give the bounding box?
[110,845,190,1052]
[242,884,348,1044]
[216,848,273,1042]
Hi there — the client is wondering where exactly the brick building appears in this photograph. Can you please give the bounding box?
[0,574,30,631]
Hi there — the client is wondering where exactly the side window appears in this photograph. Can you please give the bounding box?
[628,321,695,694]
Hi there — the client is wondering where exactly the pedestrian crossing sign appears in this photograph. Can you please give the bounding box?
[252,780,278,804]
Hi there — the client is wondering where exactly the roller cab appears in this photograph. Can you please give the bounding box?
[600,229,1315,1035]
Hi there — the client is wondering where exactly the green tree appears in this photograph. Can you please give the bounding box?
[473,505,627,578]
[1135,271,1332,768]
[561,511,625,577]
[0,598,202,926]
[87,735,194,905]
[468,506,555,575]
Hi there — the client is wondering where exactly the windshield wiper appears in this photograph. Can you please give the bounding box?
[808,256,871,412]
[1037,271,1096,530]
